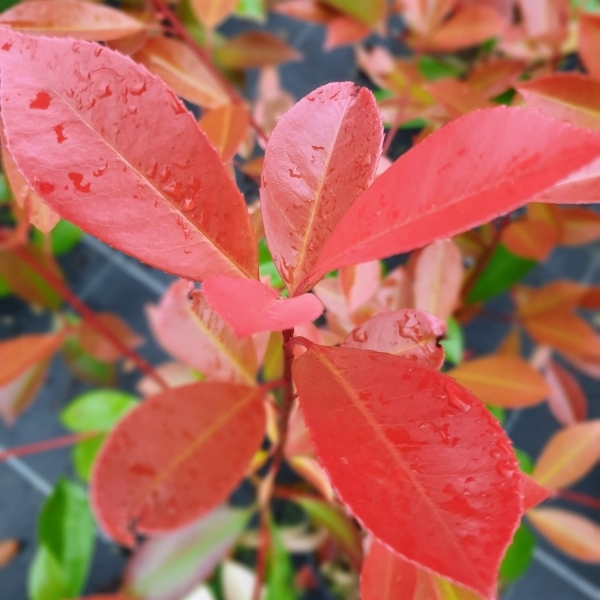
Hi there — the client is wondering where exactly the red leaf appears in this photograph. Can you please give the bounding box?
[91,382,265,546]
[0,360,49,424]
[412,239,464,321]
[260,82,383,295]
[342,309,447,370]
[324,15,370,50]
[426,79,492,119]
[339,260,381,313]
[310,107,600,279]
[559,207,600,245]
[360,540,418,600]
[579,12,600,80]
[202,276,323,337]
[520,473,551,512]
[0,0,145,41]
[544,360,587,426]
[500,218,557,261]
[146,280,258,384]
[0,30,257,281]
[293,345,522,599]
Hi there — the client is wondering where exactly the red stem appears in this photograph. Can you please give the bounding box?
[149,0,269,144]
[13,246,169,391]
[556,489,600,511]
[0,431,100,461]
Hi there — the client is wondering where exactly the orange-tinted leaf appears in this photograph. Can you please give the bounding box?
[311,107,600,280]
[533,420,600,489]
[199,104,250,162]
[426,79,491,119]
[0,539,19,567]
[203,276,323,337]
[339,260,381,313]
[342,309,446,370]
[513,281,586,318]
[252,67,295,137]
[91,382,265,546]
[190,0,237,28]
[273,0,337,24]
[0,31,257,281]
[260,82,382,295]
[501,218,557,261]
[324,15,370,50]
[0,332,63,385]
[558,207,600,245]
[518,74,600,130]
[133,37,230,109]
[427,5,507,51]
[412,239,463,321]
[215,32,300,69]
[0,0,145,40]
[449,356,549,408]
[320,0,385,26]
[136,362,199,396]
[0,360,49,424]
[523,311,600,360]
[528,508,600,562]
[360,540,418,599]
[579,12,600,80]
[520,473,551,512]
[496,328,522,356]
[293,345,522,599]
[147,280,257,383]
[544,360,587,426]
[467,58,525,98]
[77,313,143,363]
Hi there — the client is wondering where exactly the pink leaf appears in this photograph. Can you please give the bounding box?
[0,30,257,281]
[339,260,381,314]
[203,276,323,337]
[310,107,600,279]
[293,345,522,599]
[544,360,587,426]
[260,82,383,295]
[91,382,265,546]
[342,309,447,370]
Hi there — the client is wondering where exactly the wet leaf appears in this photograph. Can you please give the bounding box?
[132,36,230,109]
[342,309,447,370]
[293,345,522,599]
[260,82,382,295]
[91,382,265,546]
[528,508,600,562]
[0,0,145,40]
[125,506,252,600]
[311,107,600,281]
[0,30,257,281]
[203,276,323,337]
[146,280,257,384]
[532,420,600,489]
[412,239,464,320]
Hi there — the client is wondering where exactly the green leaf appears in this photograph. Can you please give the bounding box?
[36,478,95,597]
[441,317,463,365]
[418,56,465,81]
[28,545,69,600]
[0,274,10,297]
[319,0,385,26]
[466,244,537,304]
[259,239,284,288]
[515,448,534,475]
[60,389,138,432]
[0,173,11,204]
[235,0,266,21]
[487,405,506,425]
[32,220,83,256]
[72,436,104,482]
[500,523,536,582]
[265,519,297,600]
[491,89,516,106]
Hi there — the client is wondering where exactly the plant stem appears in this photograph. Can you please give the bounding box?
[149,0,269,144]
[0,431,100,462]
[556,489,600,511]
[13,246,169,391]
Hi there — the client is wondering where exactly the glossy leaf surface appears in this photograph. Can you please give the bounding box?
[0,30,257,281]
[260,82,382,295]
[342,309,446,370]
[532,420,600,489]
[293,345,522,599]
[203,276,323,337]
[91,382,265,546]
[0,0,145,40]
[146,280,257,384]
[448,356,549,408]
[310,107,600,280]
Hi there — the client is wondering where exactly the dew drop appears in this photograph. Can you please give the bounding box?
[496,460,515,479]
[351,328,368,343]
[311,145,325,151]
[68,172,91,193]
[93,161,109,177]
[289,166,302,179]
[130,81,147,96]
[53,124,68,144]
[30,91,51,110]
[98,85,112,99]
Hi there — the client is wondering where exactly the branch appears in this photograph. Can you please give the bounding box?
[0,431,100,462]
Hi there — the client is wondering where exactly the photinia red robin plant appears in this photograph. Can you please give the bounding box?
[2,4,600,599]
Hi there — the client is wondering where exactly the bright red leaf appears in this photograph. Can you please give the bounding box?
[202,276,323,337]
[0,30,257,281]
[520,473,551,513]
[341,309,447,370]
[260,81,383,295]
[309,107,600,281]
[91,382,265,546]
[293,345,522,599]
